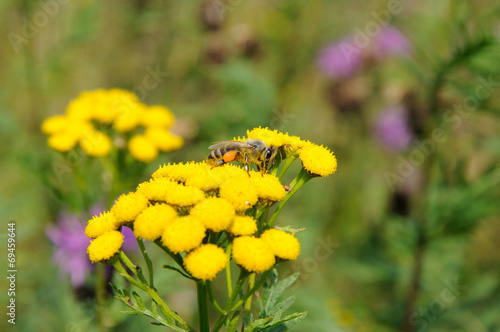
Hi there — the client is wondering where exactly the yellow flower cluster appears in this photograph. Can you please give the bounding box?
[85,160,292,277]
[41,88,183,162]
[245,127,337,177]
[85,128,336,280]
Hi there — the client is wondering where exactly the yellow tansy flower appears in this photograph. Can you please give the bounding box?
[85,211,119,239]
[232,236,275,273]
[153,162,205,183]
[246,127,284,147]
[111,192,149,224]
[141,105,175,128]
[281,134,306,157]
[250,173,286,202]
[164,182,206,207]
[113,104,144,132]
[47,132,79,152]
[65,93,96,121]
[183,244,228,281]
[185,168,224,192]
[227,216,257,236]
[137,177,176,201]
[128,135,159,163]
[145,128,184,152]
[92,88,139,124]
[219,175,258,211]
[211,164,248,177]
[80,130,112,157]
[190,198,235,232]
[134,204,178,241]
[87,230,123,263]
[260,229,300,260]
[161,216,206,253]
[41,115,69,135]
[299,142,337,177]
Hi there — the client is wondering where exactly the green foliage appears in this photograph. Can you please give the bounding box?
[111,284,185,331]
[247,270,307,331]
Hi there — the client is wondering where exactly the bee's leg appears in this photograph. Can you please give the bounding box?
[256,164,263,176]
[245,154,250,177]
[210,158,225,169]
[268,159,276,173]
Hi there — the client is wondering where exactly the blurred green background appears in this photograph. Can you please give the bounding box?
[2,0,500,331]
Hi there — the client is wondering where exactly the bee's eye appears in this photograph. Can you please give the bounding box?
[265,148,274,160]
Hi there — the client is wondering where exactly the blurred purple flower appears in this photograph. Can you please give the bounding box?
[374,105,414,152]
[46,212,92,287]
[373,26,412,58]
[317,26,411,79]
[121,226,138,251]
[46,206,138,287]
[317,36,364,79]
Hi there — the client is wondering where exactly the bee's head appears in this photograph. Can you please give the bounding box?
[261,145,278,172]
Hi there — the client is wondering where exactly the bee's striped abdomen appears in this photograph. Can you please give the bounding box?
[207,147,241,166]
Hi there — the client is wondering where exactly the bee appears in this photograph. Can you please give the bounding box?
[207,139,278,175]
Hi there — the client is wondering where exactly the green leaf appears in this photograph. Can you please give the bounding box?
[245,317,273,332]
[226,311,240,332]
[151,300,159,318]
[110,284,185,331]
[132,292,146,310]
[261,312,307,331]
[120,310,143,316]
[262,272,299,317]
[162,264,194,279]
[274,295,296,314]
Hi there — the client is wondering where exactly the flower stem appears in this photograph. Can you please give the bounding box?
[113,255,191,330]
[197,281,210,332]
[95,262,108,332]
[277,155,297,180]
[225,242,233,297]
[213,268,249,332]
[153,240,186,271]
[137,238,154,287]
[266,168,313,228]
[207,281,225,314]
[244,273,255,314]
[119,251,147,285]
[230,269,272,311]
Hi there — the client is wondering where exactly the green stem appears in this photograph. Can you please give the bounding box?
[230,269,272,311]
[226,242,233,297]
[137,238,154,287]
[119,251,148,284]
[95,263,108,332]
[197,281,210,332]
[112,258,147,291]
[244,273,255,314]
[266,168,313,228]
[113,256,191,330]
[213,268,249,332]
[277,155,297,180]
[153,240,186,271]
[207,281,225,314]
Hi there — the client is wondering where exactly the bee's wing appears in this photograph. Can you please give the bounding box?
[208,141,253,150]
